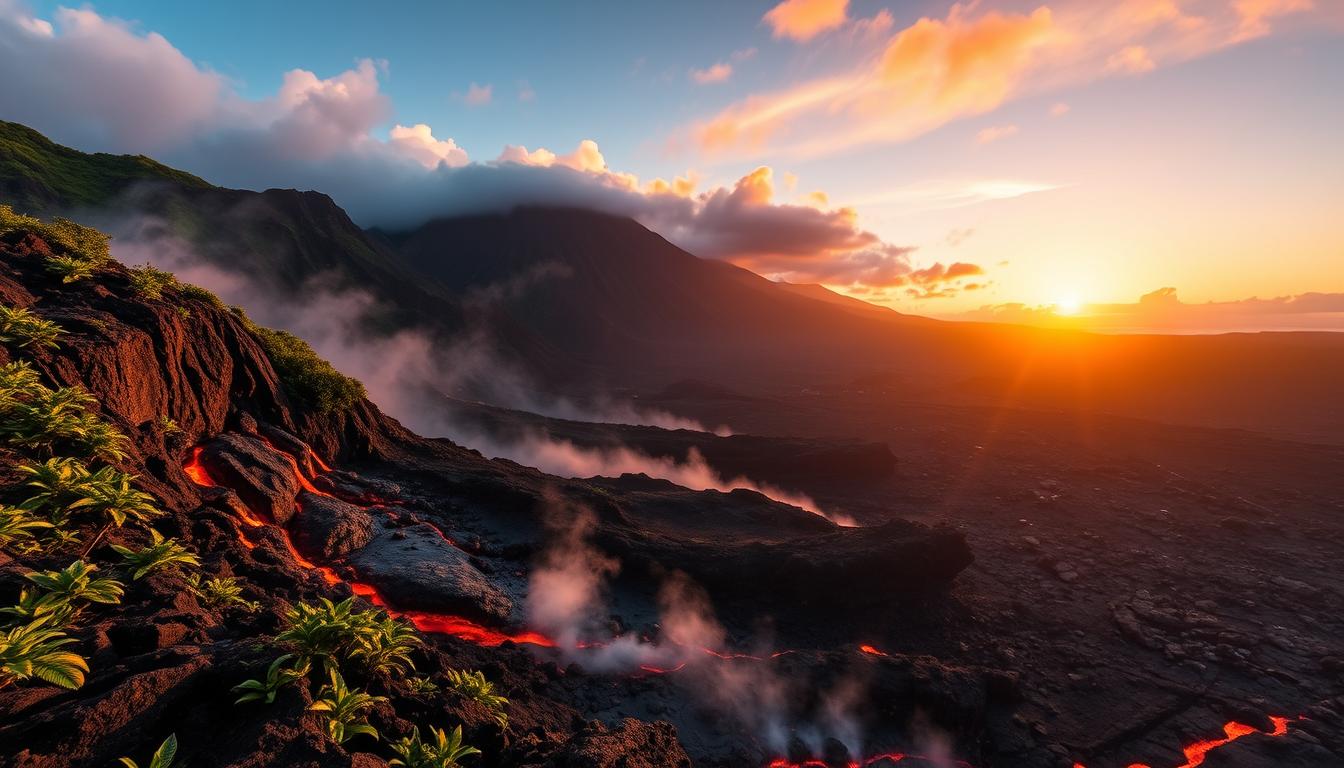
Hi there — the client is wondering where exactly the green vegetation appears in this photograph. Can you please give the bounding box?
[232,653,311,705]
[274,596,420,675]
[0,205,111,283]
[1,119,210,211]
[350,613,421,676]
[405,676,439,695]
[177,282,224,308]
[110,529,200,579]
[310,668,386,744]
[45,254,96,283]
[241,318,366,415]
[389,726,481,768]
[1,560,123,628]
[0,304,63,348]
[443,669,509,728]
[186,574,259,613]
[118,733,178,768]
[19,460,157,530]
[0,615,88,690]
[0,504,52,550]
[128,264,178,299]
[1,364,131,461]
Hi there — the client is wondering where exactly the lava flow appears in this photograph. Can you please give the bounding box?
[1072,715,1295,768]
[183,441,556,648]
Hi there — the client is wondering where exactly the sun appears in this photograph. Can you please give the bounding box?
[1055,295,1083,316]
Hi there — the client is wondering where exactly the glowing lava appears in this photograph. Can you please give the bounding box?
[1071,716,1298,768]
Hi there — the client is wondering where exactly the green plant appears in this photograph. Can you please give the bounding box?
[350,613,421,676]
[0,304,63,348]
[0,503,52,550]
[232,653,310,705]
[2,383,129,461]
[309,668,385,744]
[19,458,94,521]
[45,254,96,283]
[177,282,223,308]
[405,676,439,695]
[110,529,200,579]
[186,574,259,612]
[118,733,177,768]
[0,615,88,690]
[1,560,123,627]
[156,416,181,434]
[443,669,509,728]
[277,597,380,670]
[128,264,177,299]
[81,467,160,527]
[389,725,481,768]
[240,318,365,415]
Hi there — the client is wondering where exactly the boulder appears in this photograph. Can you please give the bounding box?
[292,491,374,559]
[198,433,304,524]
[348,524,512,621]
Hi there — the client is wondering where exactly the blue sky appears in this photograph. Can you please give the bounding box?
[7,0,1344,325]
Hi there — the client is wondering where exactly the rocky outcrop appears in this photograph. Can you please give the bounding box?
[292,492,375,559]
[348,524,513,622]
[197,433,304,524]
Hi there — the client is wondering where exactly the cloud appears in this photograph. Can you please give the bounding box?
[0,1,980,299]
[1049,101,1071,117]
[517,80,536,102]
[461,82,493,106]
[954,287,1344,332]
[976,124,1019,144]
[1106,44,1156,74]
[690,62,733,84]
[691,0,1321,159]
[388,123,470,168]
[763,0,849,42]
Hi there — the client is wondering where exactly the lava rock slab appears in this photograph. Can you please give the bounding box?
[348,523,512,621]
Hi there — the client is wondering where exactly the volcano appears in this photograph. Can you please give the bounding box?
[1,123,1342,768]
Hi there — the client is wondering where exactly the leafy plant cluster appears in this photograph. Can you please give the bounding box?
[0,204,110,283]
[126,263,224,309]
[1,360,129,462]
[232,307,366,415]
[0,357,200,692]
[232,597,492,764]
[0,305,64,349]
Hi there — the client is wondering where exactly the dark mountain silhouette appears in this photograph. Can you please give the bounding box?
[3,120,1343,442]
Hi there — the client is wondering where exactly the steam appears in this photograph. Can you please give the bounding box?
[524,493,873,757]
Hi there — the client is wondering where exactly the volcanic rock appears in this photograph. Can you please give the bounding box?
[545,718,691,768]
[292,491,375,558]
[197,433,304,523]
[348,523,513,621]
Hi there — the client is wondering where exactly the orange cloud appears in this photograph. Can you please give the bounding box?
[388,123,469,168]
[1106,44,1156,73]
[691,62,733,84]
[690,0,1320,159]
[763,0,849,42]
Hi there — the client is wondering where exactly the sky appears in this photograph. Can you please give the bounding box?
[2,0,1343,330]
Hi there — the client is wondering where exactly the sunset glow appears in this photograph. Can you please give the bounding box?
[1,0,1338,331]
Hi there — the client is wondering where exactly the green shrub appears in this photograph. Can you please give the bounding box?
[0,503,52,551]
[0,614,88,690]
[0,374,129,462]
[177,282,224,309]
[276,597,381,670]
[45,255,96,284]
[350,613,421,676]
[443,669,508,728]
[2,560,123,628]
[0,305,63,348]
[309,668,385,744]
[389,725,480,768]
[249,326,366,414]
[232,653,310,705]
[0,205,110,264]
[110,529,199,579]
[128,264,177,299]
[405,676,439,695]
[186,574,259,612]
[118,734,177,768]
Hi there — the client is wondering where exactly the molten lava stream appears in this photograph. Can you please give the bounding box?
[1071,715,1296,768]
[184,443,557,649]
